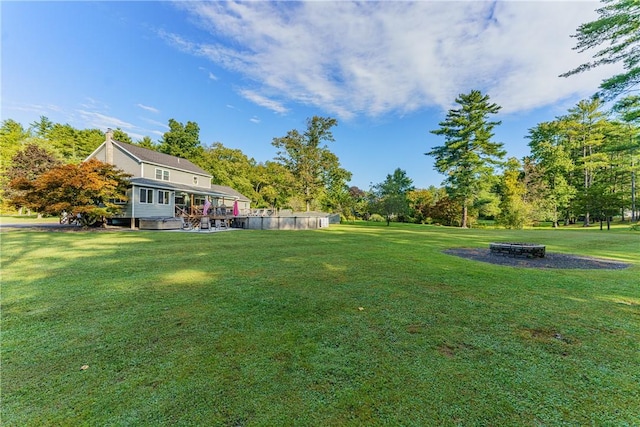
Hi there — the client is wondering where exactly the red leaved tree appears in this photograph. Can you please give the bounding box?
[9,159,131,226]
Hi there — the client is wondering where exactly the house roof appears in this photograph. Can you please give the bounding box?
[114,140,211,177]
[130,178,249,201]
[210,184,251,202]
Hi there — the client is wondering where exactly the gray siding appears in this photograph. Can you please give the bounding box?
[128,186,175,218]
[140,165,210,188]
[91,145,143,176]
[113,149,142,176]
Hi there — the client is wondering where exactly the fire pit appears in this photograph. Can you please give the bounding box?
[489,242,546,258]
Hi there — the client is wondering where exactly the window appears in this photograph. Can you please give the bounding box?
[108,197,127,205]
[158,190,170,205]
[140,188,153,204]
[155,168,170,181]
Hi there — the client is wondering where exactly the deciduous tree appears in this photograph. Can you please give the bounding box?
[371,168,414,225]
[529,120,579,226]
[11,159,130,226]
[158,119,204,162]
[201,142,257,200]
[252,161,294,209]
[496,158,532,229]
[407,186,442,224]
[272,116,348,212]
[345,186,369,220]
[0,120,31,206]
[4,143,62,214]
[431,195,462,227]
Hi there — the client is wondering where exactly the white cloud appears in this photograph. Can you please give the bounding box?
[169,1,619,118]
[76,110,134,131]
[198,66,218,81]
[80,97,109,111]
[140,117,169,129]
[76,109,162,141]
[250,116,260,124]
[137,103,160,113]
[6,102,63,115]
[238,89,289,114]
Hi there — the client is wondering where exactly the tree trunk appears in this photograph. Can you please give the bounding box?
[632,166,636,222]
[461,203,468,228]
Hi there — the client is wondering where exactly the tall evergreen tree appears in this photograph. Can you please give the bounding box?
[427,90,505,228]
[111,128,132,144]
[0,119,30,169]
[561,0,640,99]
[611,96,640,220]
[565,98,610,225]
[29,116,53,138]
[136,136,157,150]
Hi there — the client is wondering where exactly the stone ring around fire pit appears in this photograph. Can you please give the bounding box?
[489,242,546,258]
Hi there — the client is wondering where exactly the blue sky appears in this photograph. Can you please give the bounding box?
[2,1,619,189]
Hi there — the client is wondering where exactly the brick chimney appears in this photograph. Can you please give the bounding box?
[105,128,114,164]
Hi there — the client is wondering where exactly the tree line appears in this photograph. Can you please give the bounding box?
[2,0,638,228]
[3,90,636,229]
[0,116,356,220]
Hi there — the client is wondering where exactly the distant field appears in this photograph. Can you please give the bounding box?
[2,223,639,425]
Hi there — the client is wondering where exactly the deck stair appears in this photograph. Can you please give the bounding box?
[180,215,202,230]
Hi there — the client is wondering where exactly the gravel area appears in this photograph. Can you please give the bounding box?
[444,247,630,270]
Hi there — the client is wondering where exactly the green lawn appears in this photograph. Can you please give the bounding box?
[2,223,639,426]
[0,215,60,225]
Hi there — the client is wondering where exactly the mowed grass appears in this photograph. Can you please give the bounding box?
[2,224,639,426]
[0,215,60,225]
